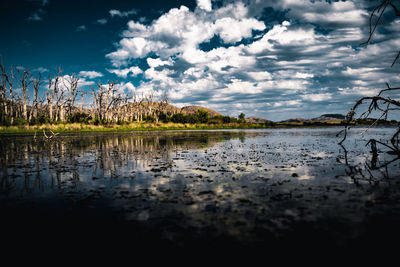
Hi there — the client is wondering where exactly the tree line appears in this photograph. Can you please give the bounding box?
[0,64,249,126]
[0,64,184,126]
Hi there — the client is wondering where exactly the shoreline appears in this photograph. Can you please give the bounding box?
[0,121,396,135]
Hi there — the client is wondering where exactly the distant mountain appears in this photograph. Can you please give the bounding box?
[245,116,270,123]
[280,118,305,123]
[280,114,345,123]
[181,106,222,117]
[310,114,345,121]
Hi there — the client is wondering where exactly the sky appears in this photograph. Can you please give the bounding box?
[1,0,400,121]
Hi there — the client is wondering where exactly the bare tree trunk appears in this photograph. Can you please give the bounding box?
[59,106,65,121]
[0,63,7,123]
[31,72,42,121]
[19,70,30,122]
[62,74,79,117]
[7,69,15,124]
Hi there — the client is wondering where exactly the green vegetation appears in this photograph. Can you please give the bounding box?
[0,121,269,134]
[0,116,397,135]
[0,97,398,135]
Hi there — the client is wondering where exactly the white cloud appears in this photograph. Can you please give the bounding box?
[109,9,137,18]
[224,79,262,94]
[27,13,43,21]
[107,4,265,66]
[57,75,95,91]
[103,0,399,120]
[27,1,49,21]
[247,71,272,81]
[246,22,289,54]
[294,72,314,79]
[118,82,136,94]
[107,66,143,78]
[96,18,108,24]
[339,87,379,96]
[266,0,368,28]
[214,17,265,43]
[301,93,332,102]
[79,71,103,79]
[197,0,212,12]
[146,58,173,68]
[273,100,302,107]
[33,67,49,73]
[76,25,87,32]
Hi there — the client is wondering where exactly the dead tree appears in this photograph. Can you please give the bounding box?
[91,81,118,122]
[5,68,15,124]
[79,91,86,112]
[0,63,7,122]
[47,69,62,122]
[54,79,66,122]
[31,72,43,121]
[62,74,79,117]
[46,75,54,121]
[338,0,400,154]
[17,69,31,122]
[159,90,170,117]
[338,84,400,153]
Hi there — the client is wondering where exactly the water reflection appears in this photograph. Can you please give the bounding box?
[0,131,250,196]
[338,143,400,185]
[1,128,400,248]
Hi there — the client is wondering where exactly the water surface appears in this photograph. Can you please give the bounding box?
[1,127,400,252]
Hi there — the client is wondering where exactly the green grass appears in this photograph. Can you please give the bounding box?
[0,122,272,134]
[1,119,390,135]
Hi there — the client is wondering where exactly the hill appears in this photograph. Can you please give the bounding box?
[280,114,345,123]
[245,116,270,123]
[181,106,222,117]
[310,114,345,121]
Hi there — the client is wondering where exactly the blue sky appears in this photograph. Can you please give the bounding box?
[1,0,400,121]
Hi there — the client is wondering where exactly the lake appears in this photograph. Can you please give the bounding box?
[1,127,400,254]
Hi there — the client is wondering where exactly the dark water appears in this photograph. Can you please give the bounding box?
[1,127,400,256]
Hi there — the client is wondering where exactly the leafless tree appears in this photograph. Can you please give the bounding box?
[31,72,43,121]
[0,62,7,123]
[0,59,174,125]
[91,81,119,122]
[6,68,15,124]
[338,0,400,154]
[17,69,31,122]
[62,74,79,117]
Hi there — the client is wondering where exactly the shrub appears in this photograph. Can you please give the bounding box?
[171,113,186,123]
[144,115,155,123]
[222,116,231,123]
[12,118,28,126]
[195,109,209,123]
[67,112,92,123]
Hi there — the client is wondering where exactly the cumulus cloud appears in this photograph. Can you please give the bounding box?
[79,71,103,79]
[106,3,265,66]
[197,0,212,12]
[107,66,143,78]
[104,0,399,121]
[55,75,95,91]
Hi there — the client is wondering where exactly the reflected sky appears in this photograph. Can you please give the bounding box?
[1,128,400,245]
